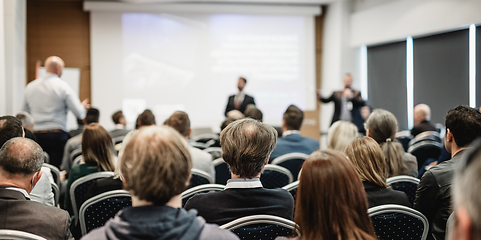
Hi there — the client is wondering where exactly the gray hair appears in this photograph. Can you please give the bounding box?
[16,112,35,129]
[220,118,277,178]
[365,109,398,144]
[0,137,43,175]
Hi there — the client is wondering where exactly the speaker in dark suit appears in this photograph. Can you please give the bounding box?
[224,77,256,116]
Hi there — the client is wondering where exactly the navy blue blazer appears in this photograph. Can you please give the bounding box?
[269,133,319,162]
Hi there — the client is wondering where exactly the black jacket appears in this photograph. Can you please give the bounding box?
[224,94,256,116]
[414,150,464,240]
[411,120,437,137]
[363,181,411,208]
[320,89,365,126]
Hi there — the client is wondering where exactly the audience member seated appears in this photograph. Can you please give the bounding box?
[276,149,377,240]
[15,112,37,142]
[185,118,294,225]
[269,105,319,161]
[327,120,358,152]
[345,136,410,208]
[365,109,418,177]
[0,138,71,239]
[165,111,215,181]
[0,115,54,206]
[64,123,116,215]
[448,140,481,240]
[118,109,156,158]
[109,110,129,138]
[244,104,263,122]
[415,105,481,240]
[82,126,238,240]
[411,103,437,137]
[358,105,372,135]
[60,108,100,175]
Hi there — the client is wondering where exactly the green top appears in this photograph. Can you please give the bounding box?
[64,163,100,215]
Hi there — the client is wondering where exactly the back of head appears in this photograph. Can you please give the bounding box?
[166,111,190,137]
[85,108,100,124]
[0,137,43,177]
[220,118,277,178]
[0,116,23,147]
[453,140,481,240]
[380,141,405,178]
[244,105,263,122]
[283,105,303,130]
[137,109,156,127]
[345,136,388,188]
[445,105,481,147]
[44,56,65,76]
[296,149,376,240]
[82,123,115,172]
[365,109,398,144]
[414,104,431,122]
[112,110,124,124]
[327,121,358,151]
[15,112,35,130]
[121,126,192,205]
[220,117,236,131]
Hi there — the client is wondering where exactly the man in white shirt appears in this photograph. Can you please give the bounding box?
[23,56,88,168]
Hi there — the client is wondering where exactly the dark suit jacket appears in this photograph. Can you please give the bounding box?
[269,133,319,161]
[184,187,294,226]
[363,181,411,208]
[411,120,437,137]
[320,89,365,126]
[0,186,71,240]
[225,94,256,116]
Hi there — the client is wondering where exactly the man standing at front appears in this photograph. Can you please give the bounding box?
[23,56,88,168]
[185,118,294,225]
[224,77,256,116]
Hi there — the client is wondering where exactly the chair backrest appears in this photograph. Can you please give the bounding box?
[73,155,83,166]
[188,169,215,189]
[203,147,222,160]
[271,152,309,181]
[386,175,420,206]
[112,136,125,156]
[369,204,429,240]
[70,171,115,224]
[190,133,219,143]
[79,190,131,236]
[70,148,82,164]
[408,131,442,146]
[181,184,225,206]
[42,151,50,164]
[219,215,299,240]
[51,182,59,207]
[43,163,60,186]
[281,180,299,202]
[0,230,46,240]
[408,141,442,170]
[395,130,413,152]
[260,165,293,189]
[213,158,231,185]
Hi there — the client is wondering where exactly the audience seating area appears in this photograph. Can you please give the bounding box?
[219,215,300,240]
[0,230,46,240]
[386,175,420,206]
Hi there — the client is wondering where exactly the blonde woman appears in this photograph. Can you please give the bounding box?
[345,136,410,208]
[327,120,358,152]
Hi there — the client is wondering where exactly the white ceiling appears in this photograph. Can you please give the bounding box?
[86,0,334,5]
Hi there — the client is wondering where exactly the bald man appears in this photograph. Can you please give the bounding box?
[411,104,437,137]
[23,56,88,168]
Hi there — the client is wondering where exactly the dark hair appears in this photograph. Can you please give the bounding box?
[0,116,23,147]
[445,106,481,147]
[220,118,277,178]
[166,111,190,137]
[0,137,43,175]
[295,149,376,240]
[239,77,247,84]
[112,111,124,124]
[221,117,236,131]
[137,109,156,127]
[244,105,263,122]
[82,123,115,172]
[85,108,100,124]
[283,105,303,130]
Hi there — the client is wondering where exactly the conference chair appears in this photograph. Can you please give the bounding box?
[408,140,442,170]
[72,155,83,166]
[181,184,225,206]
[51,182,60,207]
[190,133,219,143]
[408,131,442,147]
[112,136,125,156]
[203,147,222,160]
[70,171,115,225]
[188,169,214,189]
[368,204,428,240]
[386,175,420,206]
[395,130,412,152]
[70,148,83,165]
[79,190,132,236]
[213,158,231,185]
[42,151,50,164]
[271,152,309,181]
[0,230,46,240]
[43,163,60,186]
[282,180,299,203]
[220,215,300,240]
[260,165,293,189]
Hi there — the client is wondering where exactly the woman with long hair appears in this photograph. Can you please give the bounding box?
[327,120,358,152]
[277,149,377,240]
[64,123,116,214]
[364,109,417,177]
[345,136,410,208]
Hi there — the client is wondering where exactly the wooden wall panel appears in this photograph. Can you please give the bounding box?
[26,0,90,101]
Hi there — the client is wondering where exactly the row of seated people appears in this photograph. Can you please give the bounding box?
[2,105,480,240]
